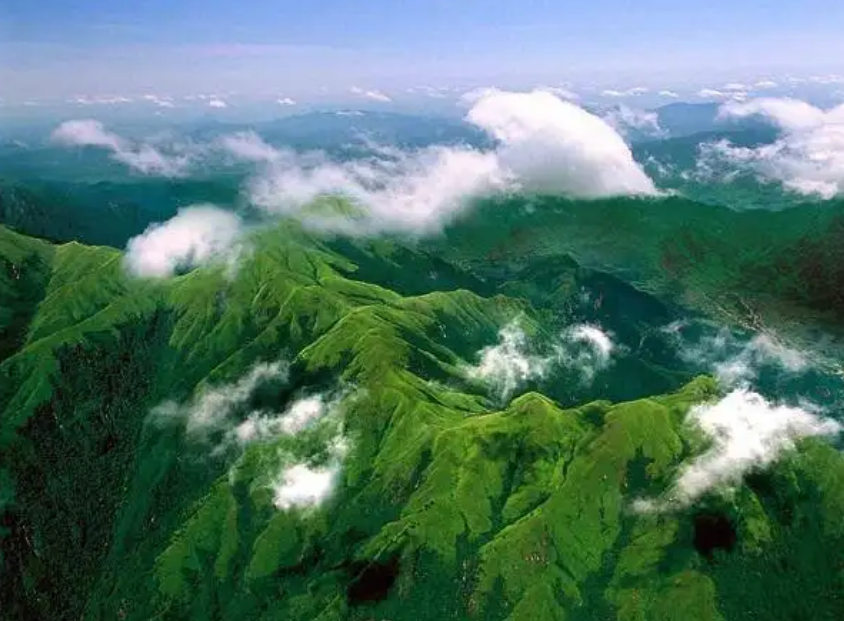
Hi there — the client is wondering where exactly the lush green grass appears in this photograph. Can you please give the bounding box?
[1,216,843,621]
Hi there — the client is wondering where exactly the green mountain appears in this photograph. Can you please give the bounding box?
[2,201,844,621]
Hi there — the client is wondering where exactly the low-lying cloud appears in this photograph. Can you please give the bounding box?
[245,89,656,234]
[602,104,665,139]
[124,206,244,278]
[232,394,335,445]
[465,320,552,402]
[272,435,348,510]
[151,360,289,439]
[665,321,809,389]
[636,389,841,511]
[699,98,844,198]
[555,324,617,382]
[150,360,350,510]
[466,320,618,402]
[52,119,193,176]
[350,86,392,103]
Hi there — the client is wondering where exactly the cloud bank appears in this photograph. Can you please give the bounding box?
[702,98,844,198]
[124,206,244,278]
[246,89,656,234]
[52,119,193,176]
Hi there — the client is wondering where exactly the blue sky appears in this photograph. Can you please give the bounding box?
[3,0,844,105]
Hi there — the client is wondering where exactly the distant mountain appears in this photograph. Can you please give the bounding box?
[0,177,241,247]
[654,102,773,138]
[185,110,491,153]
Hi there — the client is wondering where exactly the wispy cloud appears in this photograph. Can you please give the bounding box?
[537,86,579,100]
[208,98,228,108]
[233,395,329,444]
[124,206,244,278]
[636,389,840,511]
[701,97,844,198]
[70,95,134,105]
[658,90,679,98]
[554,324,617,383]
[666,321,809,388]
[142,93,175,108]
[807,74,844,85]
[697,88,727,99]
[151,360,289,438]
[465,320,552,402]
[218,131,280,163]
[350,86,392,102]
[602,104,665,138]
[276,97,296,106]
[51,119,194,176]
[602,87,649,97]
[272,435,348,510]
[465,319,618,401]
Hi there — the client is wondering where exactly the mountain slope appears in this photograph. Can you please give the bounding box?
[1,222,843,621]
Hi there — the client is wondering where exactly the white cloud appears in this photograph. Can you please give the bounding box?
[350,86,392,103]
[51,119,193,176]
[124,206,244,278]
[667,321,809,388]
[151,361,289,438]
[208,98,228,108]
[713,334,807,387]
[602,87,649,97]
[410,85,453,99]
[247,89,655,234]
[658,90,679,98]
[554,323,617,382]
[705,98,844,198]
[218,131,280,163]
[52,119,124,150]
[466,320,618,400]
[808,74,844,85]
[602,104,665,138]
[537,86,579,100]
[672,389,839,505]
[70,95,133,105]
[233,395,331,444]
[247,143,506,234]
[465,320,552,402]
[723,82,748,91]
[754,80,779,90]
[276,97,296,106]
[467,89,657,197]
[697,88,727,99]
[142,94,175,108]
[272,430,348,510]
[272,463,339,509]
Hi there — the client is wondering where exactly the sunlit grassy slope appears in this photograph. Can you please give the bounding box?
[1,218,843,621]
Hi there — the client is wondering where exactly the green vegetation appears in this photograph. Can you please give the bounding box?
[1,191,843,621]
